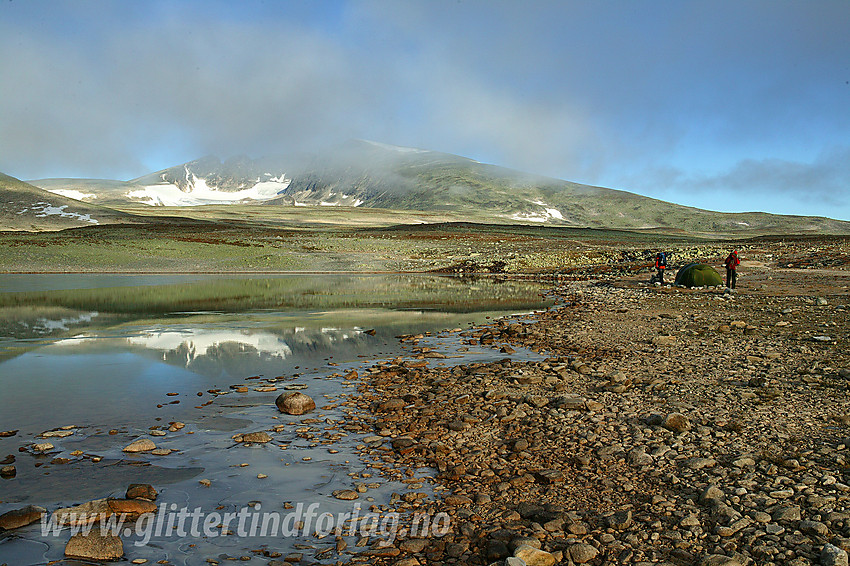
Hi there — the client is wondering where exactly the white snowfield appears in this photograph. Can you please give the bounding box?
[17,202,99,224]
[510,200,565,223]
[49,189,97,201]
[127,171,292,206]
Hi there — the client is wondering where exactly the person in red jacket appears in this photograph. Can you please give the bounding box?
[724,250,740,289]
[654,252,667,284]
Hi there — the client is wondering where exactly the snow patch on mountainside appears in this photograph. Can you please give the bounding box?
[127,173,291,206]
[48,189,98,201]
[510,201,565,223]
[17,202,99,224]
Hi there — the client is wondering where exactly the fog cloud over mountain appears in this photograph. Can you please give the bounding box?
[1,1,848,218]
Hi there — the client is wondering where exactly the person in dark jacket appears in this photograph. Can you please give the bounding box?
[654,252,668,284]
[724,250,740,289]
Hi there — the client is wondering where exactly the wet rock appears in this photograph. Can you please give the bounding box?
[0,505,46,530]
[30,442,54,453]
[276,392,316,415]
[123,439,156,453]
[107,498,157,517]
[65,530,124,561]
[126,484,158,500]
[53,498,112,526]
[241,431,273,444]
[332,489,359,500]
[0,465,15,478]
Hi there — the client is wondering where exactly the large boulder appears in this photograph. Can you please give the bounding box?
[275,392,316,415]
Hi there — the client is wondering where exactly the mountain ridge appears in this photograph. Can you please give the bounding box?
[20,140,850,234]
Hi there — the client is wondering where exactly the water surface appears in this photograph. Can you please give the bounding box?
[0,274,551,565]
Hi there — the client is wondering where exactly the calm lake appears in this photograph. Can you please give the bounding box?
[0,274,551,565]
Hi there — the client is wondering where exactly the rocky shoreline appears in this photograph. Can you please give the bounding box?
[342,273,850,566]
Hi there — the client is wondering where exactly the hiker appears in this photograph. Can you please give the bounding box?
[724,250,740,289]
[654,251,668,284]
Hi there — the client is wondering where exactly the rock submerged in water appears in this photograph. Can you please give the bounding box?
[0,505,46,530]
[275,392,315,415]
[65,530,124,561]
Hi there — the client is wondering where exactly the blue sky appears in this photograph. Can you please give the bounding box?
[1,0,848,219]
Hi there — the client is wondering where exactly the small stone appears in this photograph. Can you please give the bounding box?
[569,543,599,564]
[123,439,156,453]
[31,442,54,453]
[700,484,725,505]
[607,509,632,531]
[799,519,828,536]
[772,505,801,522]
[241,431,272,444]
[652,335,677,346]
[662,412,690,433]
[700,555,742,566]
[0,465,15,478]
[332,489,359,500]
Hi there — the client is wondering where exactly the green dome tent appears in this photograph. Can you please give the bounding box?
[674,263,723,288]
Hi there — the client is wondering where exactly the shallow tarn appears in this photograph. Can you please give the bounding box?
[0,274,552,565]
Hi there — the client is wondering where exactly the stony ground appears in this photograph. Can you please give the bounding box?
[340,265,850,566]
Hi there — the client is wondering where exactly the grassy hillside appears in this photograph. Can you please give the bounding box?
[0,173,141,231]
